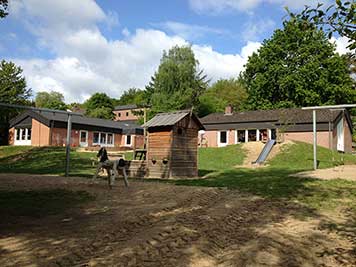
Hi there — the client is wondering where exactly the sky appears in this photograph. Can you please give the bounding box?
[0,0,351,103]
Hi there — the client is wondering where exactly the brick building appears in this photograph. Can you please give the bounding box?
[200,106,353,153]
[113,104,143,122]
[9,110,144,149]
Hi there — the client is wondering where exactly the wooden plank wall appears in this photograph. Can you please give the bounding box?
[146,128,172,178]
[125,160,147,178]
[170,116,199,178]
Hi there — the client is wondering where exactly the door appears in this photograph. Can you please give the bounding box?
[79,130,88,147]
[337,118,344,152]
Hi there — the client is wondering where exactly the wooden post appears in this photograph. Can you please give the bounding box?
[144,107,147,149]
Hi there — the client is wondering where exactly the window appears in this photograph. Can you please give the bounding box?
[100,133,106,144]
[107,133,113,145]
[16,129,20,140]
[93,132,100,144]
[220,131,227,144]
[126,112,129,116]
[118,112,121,117]
[21,129,26,140]
[14,128,31,144]
[27,129,31,140]
[237,130,245,143]
[248,130,257,142]
[93,132,114,146]
[80,131,87,143]
[125,135,131,146]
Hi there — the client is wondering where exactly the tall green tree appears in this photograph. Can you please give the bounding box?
[84,92,114,119]
[35,91,67,110]
[0,0,8,18]
[0,60,32,144]
[198,78,248,117]
[116,88,145,106]
[287,1,356,53]
[146,45,208,115]
[240,20,355,110]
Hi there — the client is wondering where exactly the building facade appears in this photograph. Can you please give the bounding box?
[113,104,144,121]
[9,110,144,150]
[200,107,353,153]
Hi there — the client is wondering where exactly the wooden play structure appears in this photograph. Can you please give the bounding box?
[93,110,204,180]
[144,110,204,178]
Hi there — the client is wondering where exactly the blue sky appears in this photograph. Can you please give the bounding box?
[0,0,348,102]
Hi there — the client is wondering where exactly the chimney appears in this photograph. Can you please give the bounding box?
[225,105,233,115]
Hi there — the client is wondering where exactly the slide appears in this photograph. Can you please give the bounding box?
[253,139,276,165]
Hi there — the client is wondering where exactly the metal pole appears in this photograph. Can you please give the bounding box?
[313,109,317,170]
[65,113,72,177]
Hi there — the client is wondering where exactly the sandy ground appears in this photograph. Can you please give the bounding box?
[241,141,293,168]
[295,165,356,181]
[0,173,355,267]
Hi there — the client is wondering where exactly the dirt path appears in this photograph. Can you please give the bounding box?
[241,142,265,167]
[295,165,356,181]
[241,141,293,168]
[0,174,355,267]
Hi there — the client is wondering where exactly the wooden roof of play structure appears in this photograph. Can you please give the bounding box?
[143,110,204,130]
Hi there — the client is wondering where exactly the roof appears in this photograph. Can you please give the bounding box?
[143,110,204,129]
[114,104,138,111]
[10,109,143,134]
[200,108,343,125]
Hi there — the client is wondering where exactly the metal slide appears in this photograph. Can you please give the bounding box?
[253,139,276,165]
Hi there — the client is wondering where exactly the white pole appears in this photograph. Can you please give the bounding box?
[313,109,317,170]
[65,114,72,177]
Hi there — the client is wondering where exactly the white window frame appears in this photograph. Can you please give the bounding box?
[92,132,115,147]
[217,131,228,147]
[14,128,31,146]
[107,133,114,146]
[79,130,88,147]
[125,135,132,146]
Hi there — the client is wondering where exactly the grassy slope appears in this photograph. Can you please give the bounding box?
[198,144,245,175]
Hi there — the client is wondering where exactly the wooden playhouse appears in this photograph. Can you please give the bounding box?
[143,110,204,179]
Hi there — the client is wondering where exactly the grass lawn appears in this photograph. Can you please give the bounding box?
[0,146,97,177]
[177,142,356,213]
[198,144,245,173]
[0,142,355,213]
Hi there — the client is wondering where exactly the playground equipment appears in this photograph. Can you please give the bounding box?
[253,139,276,165]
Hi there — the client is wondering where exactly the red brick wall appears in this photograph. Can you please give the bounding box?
[228,130,236,145]
[8,127,15,145]
[113,109,141,121]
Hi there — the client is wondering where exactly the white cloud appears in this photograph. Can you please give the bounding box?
[242,18,276,41]
[189,0,331,14]
[8,0,261,103]
[193,41,261,81]
[330,36,352,55]
[154,21,229,40]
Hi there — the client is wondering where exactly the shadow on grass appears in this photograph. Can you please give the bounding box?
[175,167,356,212]
[0,189,94,219]
[0,146,96,176]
